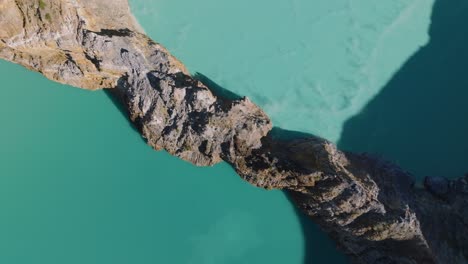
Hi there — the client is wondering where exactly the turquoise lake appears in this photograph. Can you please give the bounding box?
[1,0,468,263]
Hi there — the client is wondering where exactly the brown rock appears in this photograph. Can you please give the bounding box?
[1,1,467,263]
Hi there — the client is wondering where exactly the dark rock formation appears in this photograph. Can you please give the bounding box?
[1,1,467,263]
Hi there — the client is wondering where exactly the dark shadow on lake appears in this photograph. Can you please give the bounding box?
[101,3,468,257]
[285,193,348,264]
[104,88,144,137]
[338,0,468,181]
[196,75,348,264]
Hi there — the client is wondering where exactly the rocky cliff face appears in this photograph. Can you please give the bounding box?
[1,1,467,263]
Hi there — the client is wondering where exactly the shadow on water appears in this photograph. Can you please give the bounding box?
[285,194,348,264]
[193,72,243,101]
[197,2,468,256]
[104,88,143,137]
[338,0,468,181]
[103,71,347,263]
[196,76,348,264]
[104,4,468,256]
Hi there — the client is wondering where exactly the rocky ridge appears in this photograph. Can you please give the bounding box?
[1,1,467,263]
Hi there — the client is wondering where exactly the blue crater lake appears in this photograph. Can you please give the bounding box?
[1,0,467,263]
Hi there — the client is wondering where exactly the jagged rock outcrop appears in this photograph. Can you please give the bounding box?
[1,1,467,263]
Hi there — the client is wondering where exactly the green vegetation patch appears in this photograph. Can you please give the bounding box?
[39,0,46,9]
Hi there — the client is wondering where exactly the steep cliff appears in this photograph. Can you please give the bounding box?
[1,1,467,263]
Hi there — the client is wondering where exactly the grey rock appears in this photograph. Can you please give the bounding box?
[1,1,467,263]
[424,176,449,199]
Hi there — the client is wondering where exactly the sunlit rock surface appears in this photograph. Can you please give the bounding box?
[1,1,467,263]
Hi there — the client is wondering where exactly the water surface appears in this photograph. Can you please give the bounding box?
[2,0,462,263]
[0,61,309,263]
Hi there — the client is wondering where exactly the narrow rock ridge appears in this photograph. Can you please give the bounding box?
[1,1,467,263]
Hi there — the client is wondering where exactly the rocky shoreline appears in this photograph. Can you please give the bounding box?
[1,1,467,263]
